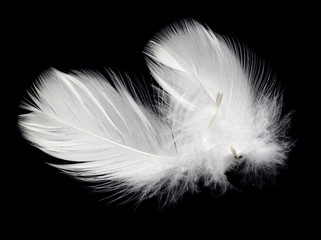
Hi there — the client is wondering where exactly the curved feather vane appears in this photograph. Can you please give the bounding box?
[19,69,178,193]
[145,20,253,118]
[19,20,291,204]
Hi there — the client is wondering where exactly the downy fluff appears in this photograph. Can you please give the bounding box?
[19,20,291,203]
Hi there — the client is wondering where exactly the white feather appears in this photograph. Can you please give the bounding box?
[19,69,179,200]
[19,20,291,204]
[145,20,291,177]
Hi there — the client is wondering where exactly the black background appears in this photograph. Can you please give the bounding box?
[6,2,317,237]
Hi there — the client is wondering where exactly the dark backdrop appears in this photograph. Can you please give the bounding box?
[7,2,317,237]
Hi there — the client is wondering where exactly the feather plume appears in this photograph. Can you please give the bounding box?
[19,20,291,204]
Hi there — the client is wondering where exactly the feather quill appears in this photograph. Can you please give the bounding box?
[19,20,291,203]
